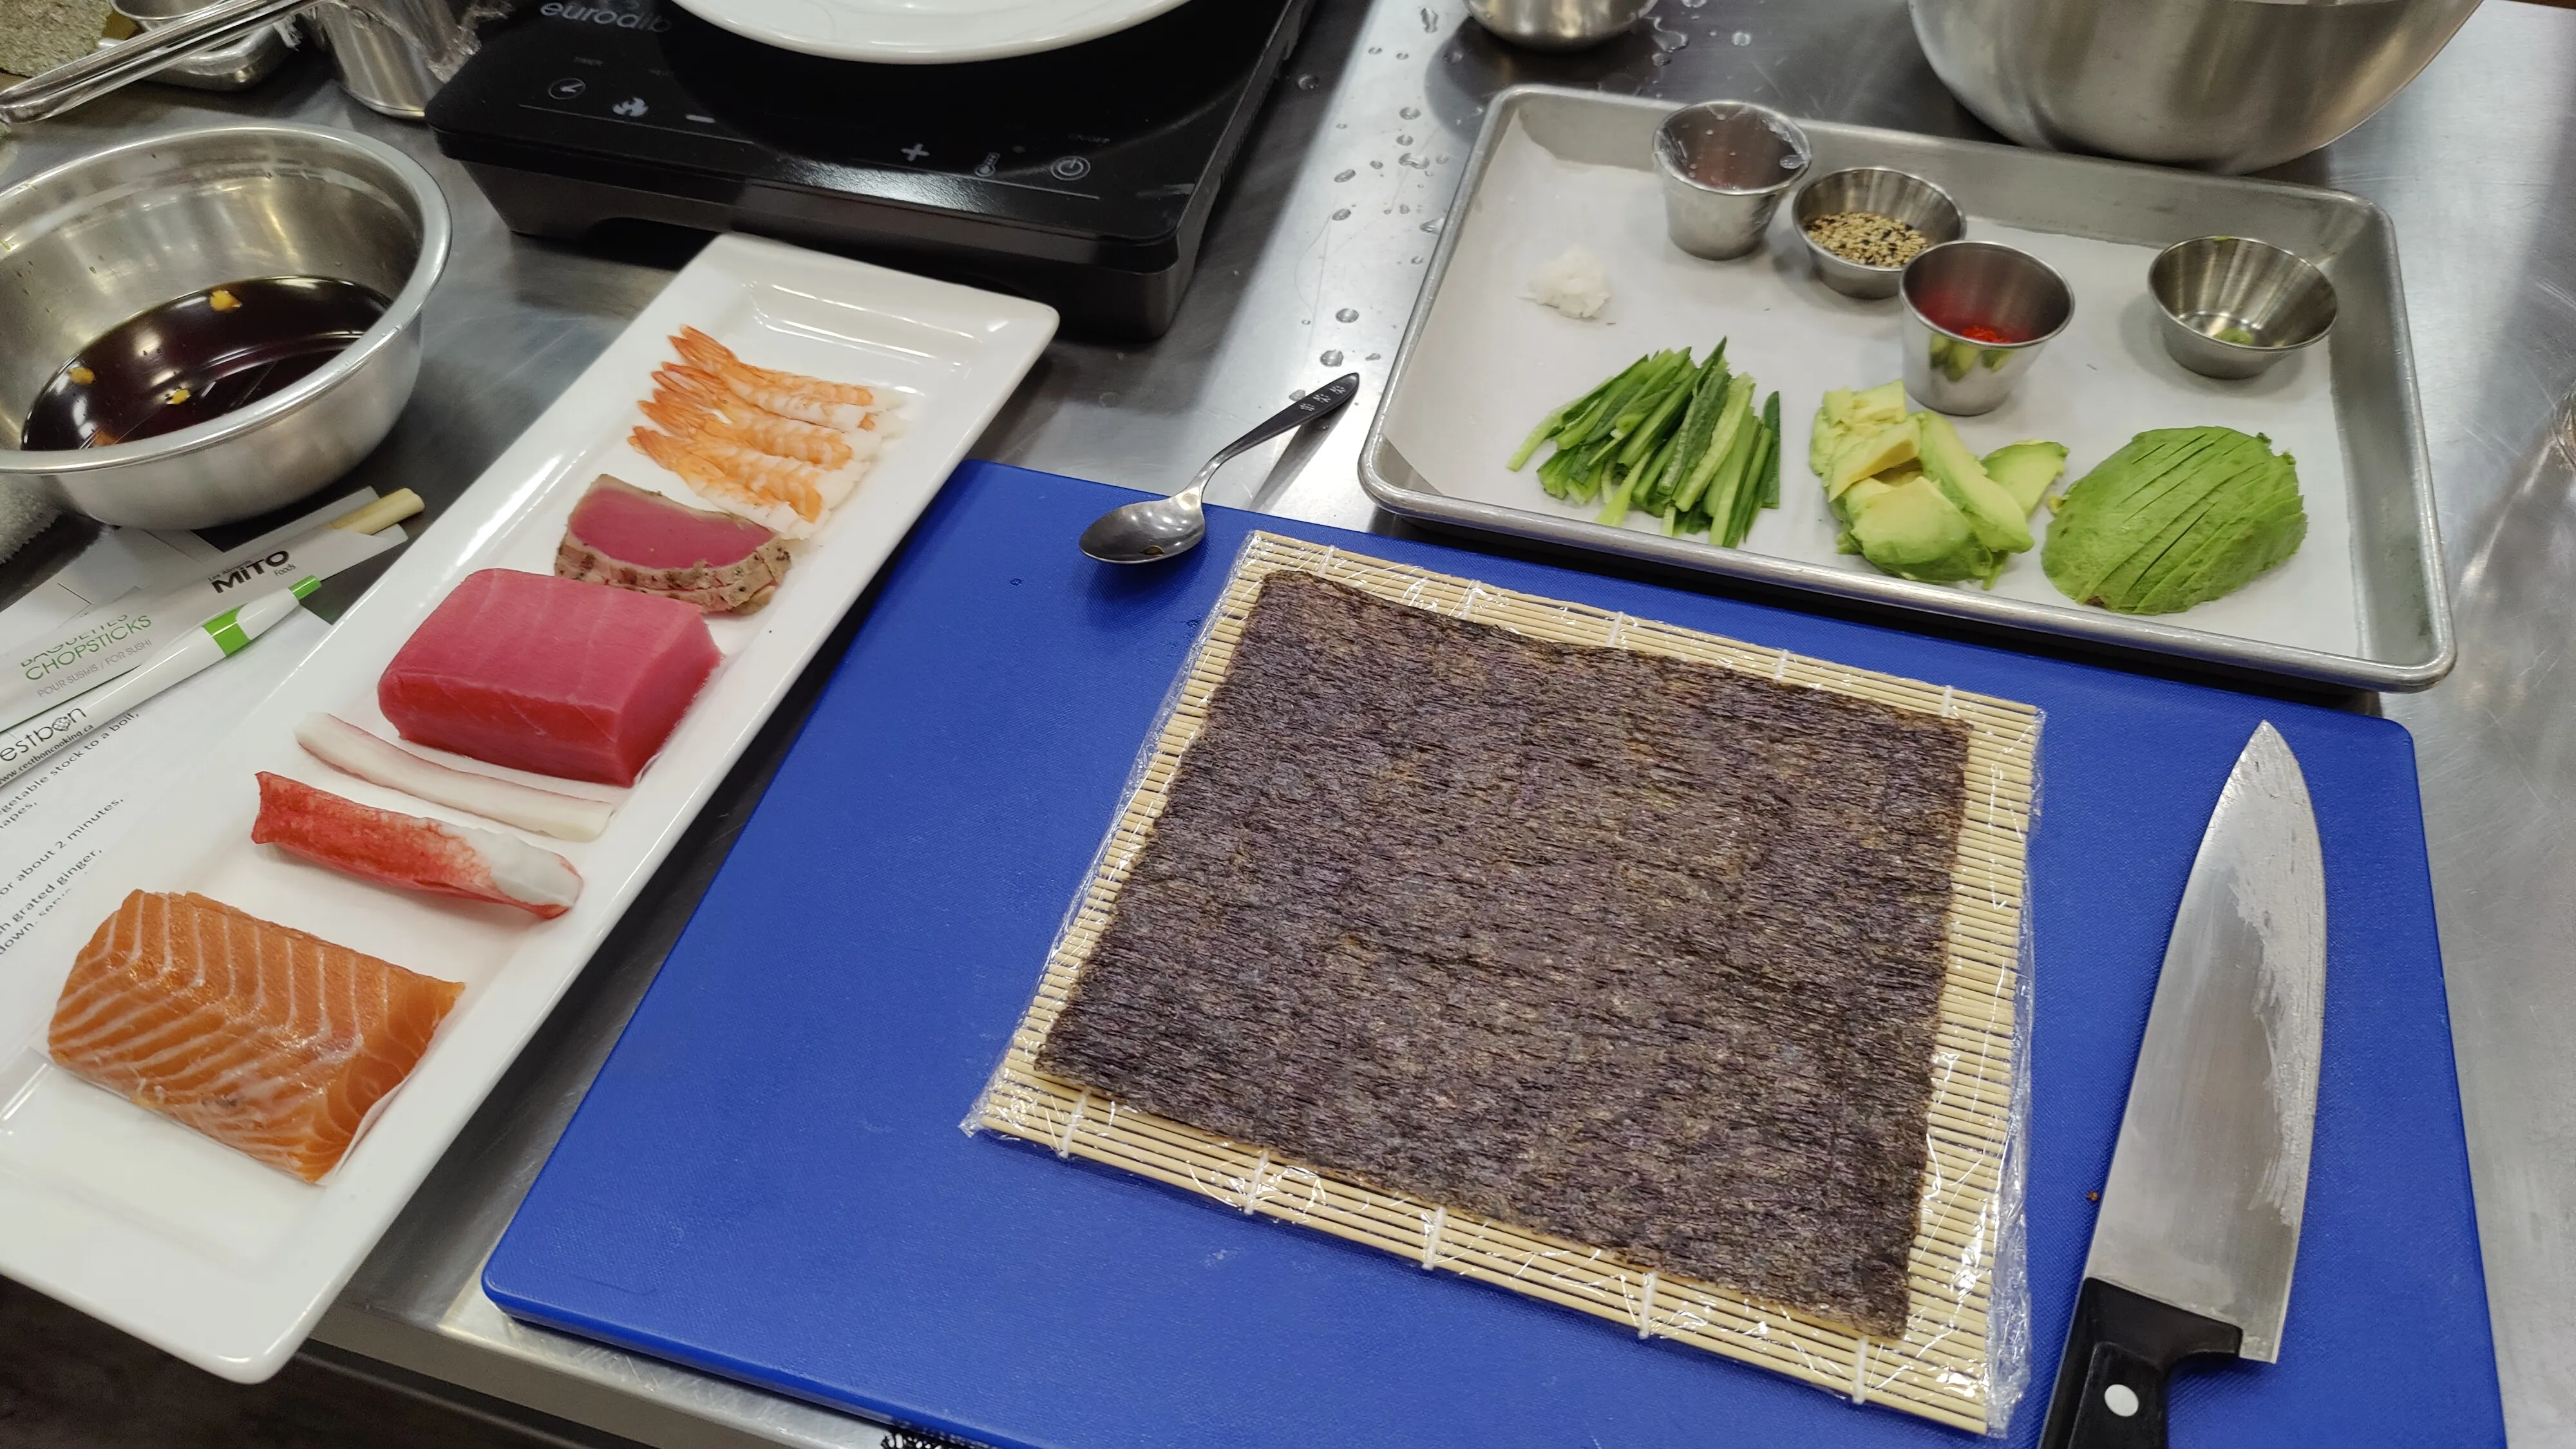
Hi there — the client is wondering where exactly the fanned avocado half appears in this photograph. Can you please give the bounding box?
[2041,427,2307,613]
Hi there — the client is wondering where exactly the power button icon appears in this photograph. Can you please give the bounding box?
[1048,155,1091,181]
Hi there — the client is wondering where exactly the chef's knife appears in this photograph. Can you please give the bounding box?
[2039,721,2326,1449]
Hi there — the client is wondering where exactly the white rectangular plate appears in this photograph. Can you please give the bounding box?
[1361,87,2451,692]
[0,234,1056,1380]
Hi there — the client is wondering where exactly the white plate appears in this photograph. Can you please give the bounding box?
[0,234,1055,1380]
[668,0,1190,63]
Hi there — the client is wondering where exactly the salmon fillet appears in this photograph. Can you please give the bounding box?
[47,890,466,1182]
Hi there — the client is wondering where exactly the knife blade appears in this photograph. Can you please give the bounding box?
[2039,721,2326,1449]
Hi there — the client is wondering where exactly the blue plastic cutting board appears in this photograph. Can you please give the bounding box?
[485,462,2500,1447]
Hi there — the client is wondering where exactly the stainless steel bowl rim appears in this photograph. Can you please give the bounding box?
[1791,167,1961,276]
[0,123,449,476]
[1899,238,2074,346]
[2147,234,2335,354]
[1652,100,1811,198]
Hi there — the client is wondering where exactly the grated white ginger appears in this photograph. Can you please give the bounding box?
[1528,245,1611,320]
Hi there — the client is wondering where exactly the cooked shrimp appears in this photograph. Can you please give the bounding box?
[627,426,821,535]
[652,359,871,433]
[642,388,855,469]
[670,327,881,428]
[654,366,876,462]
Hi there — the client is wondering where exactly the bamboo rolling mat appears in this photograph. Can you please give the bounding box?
[975,533,2041,1431]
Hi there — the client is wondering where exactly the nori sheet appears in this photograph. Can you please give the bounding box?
[1037,573,1971,1335]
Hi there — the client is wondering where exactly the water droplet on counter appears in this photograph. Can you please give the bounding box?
[1401,106,1421,119]
[1335,168,1356,182]
[1650,23,1686,50]
[1365,352,1383,361]
[1409,256,1424,264]
[1650,52,1669,65]
[1420,216,1444,233]
[1368,44,1381,53]
[1732,29,1752,44]
[1398,153,1430,169]
[1371,159,1385,169]
[1396,51,1408,59]
[1397,134,1415,146]
[1332,207,1352,220]
[1296,72,1320,90]
[1336,307,1359,323]
[1681,0,1705,7]
[1321,350,1345,366]
[1291,388,1310,400]
[1419,5,1437,30]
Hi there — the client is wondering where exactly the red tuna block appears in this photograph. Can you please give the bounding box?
[379,569,719,786]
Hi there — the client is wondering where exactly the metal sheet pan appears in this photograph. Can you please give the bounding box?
[1359,85,2452,693]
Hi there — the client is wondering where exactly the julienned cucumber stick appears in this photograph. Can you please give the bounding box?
[1508,343,1781,550]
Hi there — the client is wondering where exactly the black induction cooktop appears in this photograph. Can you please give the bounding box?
[428,0,1312,337]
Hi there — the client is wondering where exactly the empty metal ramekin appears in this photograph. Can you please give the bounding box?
[1653,100,1812,261]
[2148,236,2338,380]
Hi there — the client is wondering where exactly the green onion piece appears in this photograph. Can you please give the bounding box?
[1758,392,1783,508]
[1672,374,1756,515]
[1640,357,1729,515]
[1725,419,1776,547]
[1596,474,1638,527]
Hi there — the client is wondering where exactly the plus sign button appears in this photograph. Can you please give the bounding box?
[1048,155,1091,181]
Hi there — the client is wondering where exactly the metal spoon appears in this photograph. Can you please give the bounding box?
[1079,373,1363,564]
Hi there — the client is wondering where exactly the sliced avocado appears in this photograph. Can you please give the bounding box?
[1825,419,1920,500]
[1834,475,1899,526]
[1982,440,2069,515]
[2044,428,2308,612]
[1915,413,2034,553]
[1850,380,1907,426]
[2134,464,2307,612]
[2043,430,2262,603]
[1812,381,1909,479]
[1811,392,1854,478]
[1850,475,1992,583]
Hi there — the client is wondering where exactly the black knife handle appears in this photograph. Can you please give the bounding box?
[2038,1278,2244,1449]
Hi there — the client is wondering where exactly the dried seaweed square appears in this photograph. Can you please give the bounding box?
[1037,572,1973,1336]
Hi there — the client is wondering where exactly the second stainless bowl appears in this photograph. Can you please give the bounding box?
[1792,167,1964,300]
[1466,0,1655,49]
[0,124,449,529]
[2148,236,2337,381]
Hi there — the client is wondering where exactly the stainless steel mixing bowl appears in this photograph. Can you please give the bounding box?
[1909,0,2483,174]
[1466,0,1658,50]
[0,124,448,529]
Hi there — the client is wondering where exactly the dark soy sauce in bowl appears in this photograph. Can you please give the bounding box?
[21,276,390,451]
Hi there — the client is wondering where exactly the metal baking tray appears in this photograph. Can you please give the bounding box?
[1359,85,2452,693]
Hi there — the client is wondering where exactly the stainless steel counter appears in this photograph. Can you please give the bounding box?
[4,0,2573,1443]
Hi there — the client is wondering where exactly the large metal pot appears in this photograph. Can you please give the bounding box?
[0,125,448,529]
[1910,0,2482,174]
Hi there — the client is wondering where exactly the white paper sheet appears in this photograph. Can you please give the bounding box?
[0,493,383,965]
[1384,119,2359,657]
